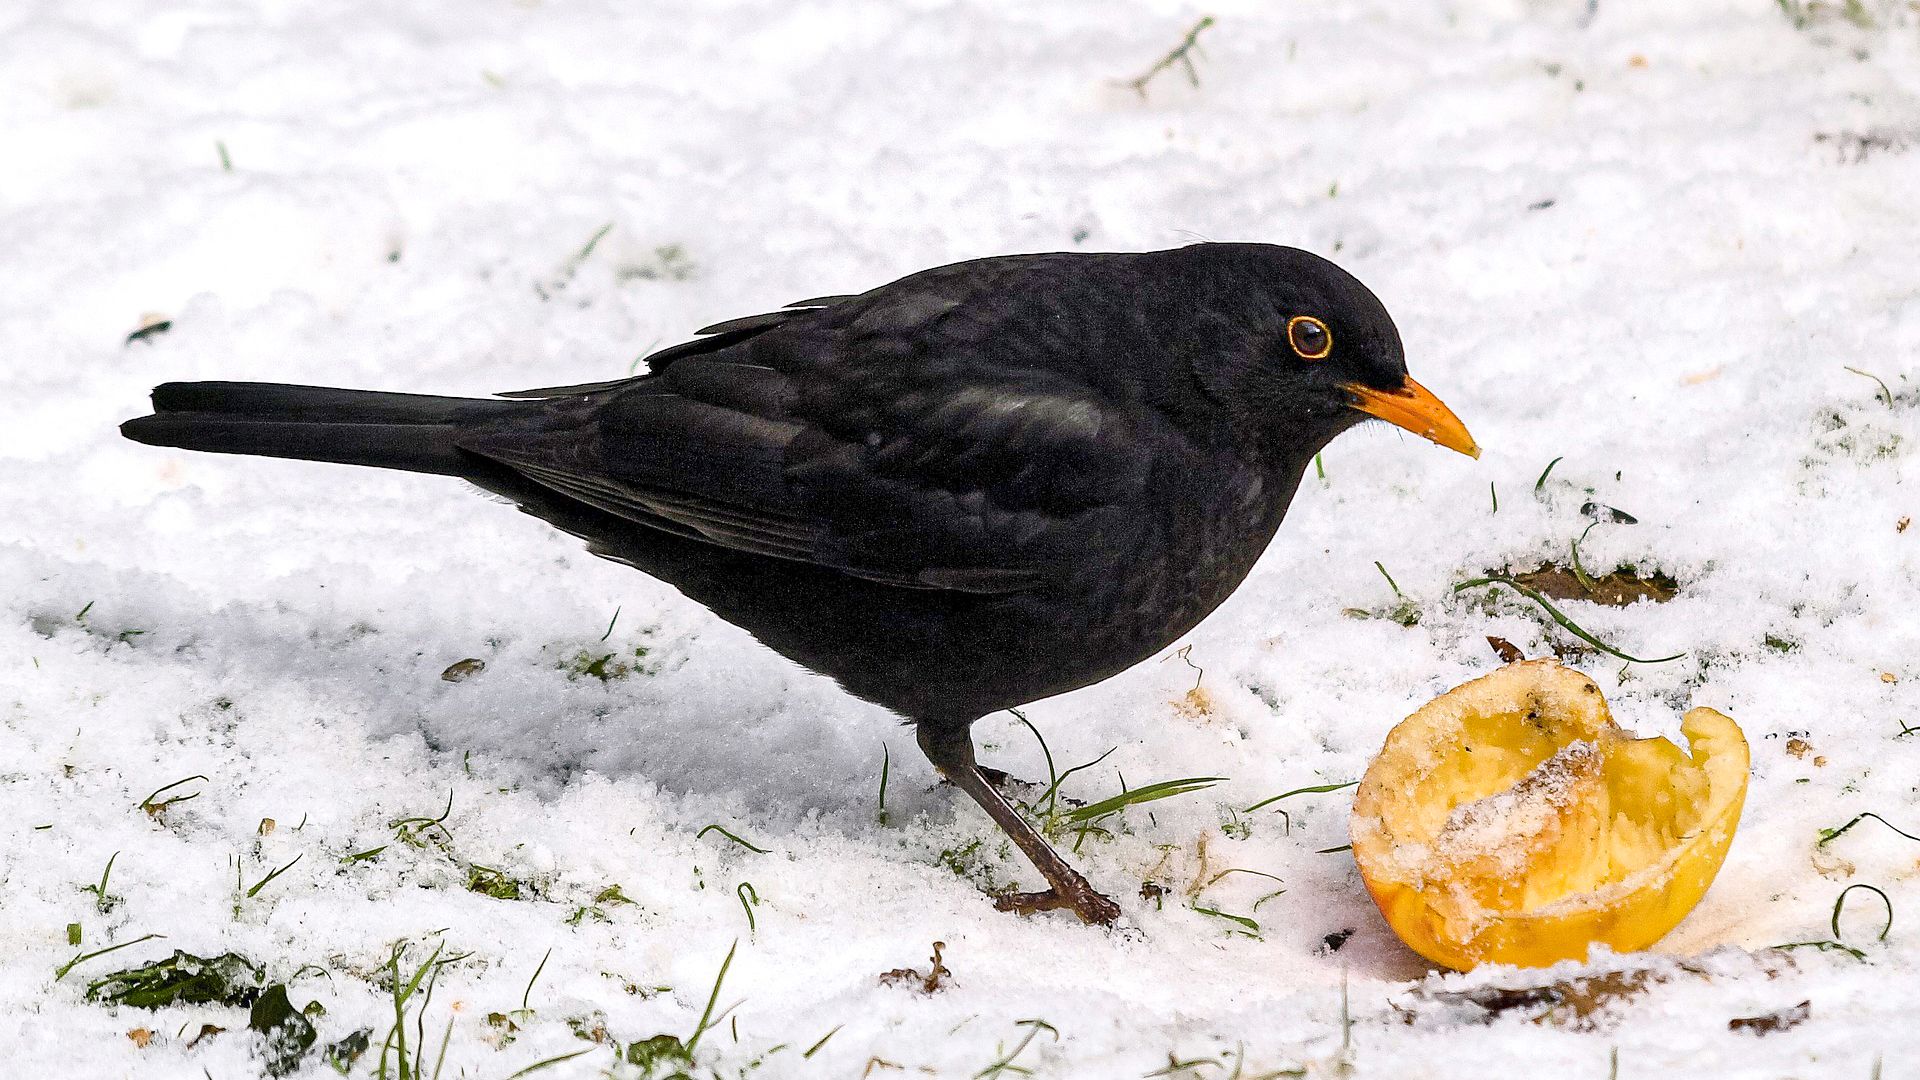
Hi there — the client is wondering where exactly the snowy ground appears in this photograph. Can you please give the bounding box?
[5,0,1920,1076]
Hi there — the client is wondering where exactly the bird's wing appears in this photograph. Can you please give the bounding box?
[459,257,1182,593]
[460,366,1161,593]
[495,294,863,399]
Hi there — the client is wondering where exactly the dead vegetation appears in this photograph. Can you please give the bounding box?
[879,941,952,994]
[1507,563,1678,606]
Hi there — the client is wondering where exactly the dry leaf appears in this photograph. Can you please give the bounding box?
[879,941,951,994]
[1486,636,1524,663]
[1729,1000,1809,1035]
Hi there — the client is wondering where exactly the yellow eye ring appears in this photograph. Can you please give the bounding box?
[1287,315,1332,360]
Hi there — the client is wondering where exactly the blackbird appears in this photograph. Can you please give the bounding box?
[122,242,1476,925]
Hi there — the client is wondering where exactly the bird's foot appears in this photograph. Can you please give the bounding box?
[993,885,1122,926]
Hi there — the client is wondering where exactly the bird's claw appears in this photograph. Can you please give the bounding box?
[993,887,1122,926]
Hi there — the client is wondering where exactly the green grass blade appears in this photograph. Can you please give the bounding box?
[503,1048,594,1078]
[53,933,165,980]
[1242,781,1356,814]
[1191,904,1260,935]
[1832,883,1893,942]
[803,1025,842,1059]
[246,854,303,897]
[684,940,738,1053]
[1454,575,1684,663]
[695,824,768,854]
[1063,777,1224,825]
[521,947,552,1010]
[1037,746,1117,815]
[1535,456,1563,493]
[1818,811,1920,847]
[1007,708,1058,792]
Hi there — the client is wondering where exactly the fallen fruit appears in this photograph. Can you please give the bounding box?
[1351,659,1748,969]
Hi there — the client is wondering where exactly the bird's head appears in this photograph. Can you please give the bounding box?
[1175,243,1479,466]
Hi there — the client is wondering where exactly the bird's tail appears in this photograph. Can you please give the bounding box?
[120,381,523,477]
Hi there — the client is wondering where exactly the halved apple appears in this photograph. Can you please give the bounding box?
[1350,659,1748,970]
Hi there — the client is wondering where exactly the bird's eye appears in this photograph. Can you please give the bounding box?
[1287,315,1332,360]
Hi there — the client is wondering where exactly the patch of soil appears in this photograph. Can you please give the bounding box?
[1509,564,1678,606]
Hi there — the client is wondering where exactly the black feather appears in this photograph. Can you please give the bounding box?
[122,382,522,475]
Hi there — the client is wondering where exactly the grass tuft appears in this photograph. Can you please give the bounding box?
[390,790,456,849]
[83,851,121,914]
[1371,562,1421,627]
[83,948,262,1007]
[139,775,207,820]
[466,863,529,901]
[1062,777,1224,826]
[1005,709,1222,849]
[375,941,466,1080]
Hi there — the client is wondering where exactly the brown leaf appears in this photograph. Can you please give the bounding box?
[1729,1000,1810,1035]
[186,1024,226,1048]
[127,1029,154,1048]
[1486,636,1524,664]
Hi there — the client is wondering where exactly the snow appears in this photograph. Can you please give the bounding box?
[1433,740,1603,883]
[4,0,1920,1076]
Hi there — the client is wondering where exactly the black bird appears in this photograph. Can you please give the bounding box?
[122,243,1477,925]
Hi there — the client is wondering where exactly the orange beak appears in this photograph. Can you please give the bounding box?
[1342,376,1481,459]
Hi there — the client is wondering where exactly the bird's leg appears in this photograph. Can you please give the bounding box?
[943,765,1039,800]
[916,722,1122,926]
